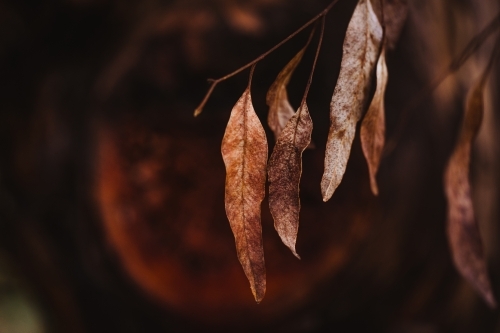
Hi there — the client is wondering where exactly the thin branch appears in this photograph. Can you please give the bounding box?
[300,15,326,108]
[305,20,320,56]
[479,34,500,88]
[194,81,219,117]
[194,0,340,116]
[450,14,500,72]
[248,64,256,90]
[383,11,500,157]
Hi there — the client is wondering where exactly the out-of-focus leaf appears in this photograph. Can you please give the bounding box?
[321,0,383,202]
[268,103,313,258]
[221,87,268,303]
[360,45,388,196]
[444,80,497,308]
[267,44,308,141]
[384,0,408,49]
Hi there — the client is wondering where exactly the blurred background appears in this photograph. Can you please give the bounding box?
[0,0,499,332]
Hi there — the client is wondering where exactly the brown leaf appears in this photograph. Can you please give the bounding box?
[268,103,313,258]
[371,0,408,49]
[444,81,497,308]
[383,0,408,49]
[321,0,383,202]
[360,46,388,196]
[267,45,307,141]
[221,87,268,303]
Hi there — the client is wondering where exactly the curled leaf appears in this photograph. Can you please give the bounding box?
[321,0,383,202]
[221,86,268,303]
[444,80,497,308]
[267,44,308,141]
[268,103,313,258]
[360,45,388,196]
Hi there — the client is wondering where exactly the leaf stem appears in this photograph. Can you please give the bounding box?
[194,0,340,116]
[300,15,326,108]
[248,64,256,90]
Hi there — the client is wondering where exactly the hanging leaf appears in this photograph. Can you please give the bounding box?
[360,45,388,196]
[267,41,309,141]
[221,81,268,303]
[383,0,408,49]
[268,103,313,258]
[372,0,408,49]
[321,0,383,202]
[444,79,497,308]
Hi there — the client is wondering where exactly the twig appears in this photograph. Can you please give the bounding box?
[248,64,256,90]
[478,34,500,89]
[289,16,326,147]
[194,0,340,116]
[300,16,326,108]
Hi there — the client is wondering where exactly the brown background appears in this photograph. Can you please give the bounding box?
[0,0,499,332]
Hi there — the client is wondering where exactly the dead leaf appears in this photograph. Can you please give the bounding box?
[321,0,383,202]
[360,45,388,196]
[267,42,309,141]
[444,80,497,308]
[384,0,408,49]
[268,103,313,258]
[221,85,268,303]
[372,0,408,49]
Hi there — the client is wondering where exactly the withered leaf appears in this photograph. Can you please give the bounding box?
[268,103,313,258]
[383,0,408,49]
[444,81,497,308]
[360,45,388,196]
[371,0,408,49]
[321,0,383,202]
[267,45,307,141]
[221,87,268,303]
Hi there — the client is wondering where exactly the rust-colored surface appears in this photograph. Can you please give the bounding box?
[95,121,376,324]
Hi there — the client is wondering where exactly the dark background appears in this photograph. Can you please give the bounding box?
[0,0,499,332]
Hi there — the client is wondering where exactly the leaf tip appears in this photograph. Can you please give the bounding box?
[284,242,301,259]
[292,250,301,260]
[370,179,379,196]
[252,287,266,304]
[321,182,333,202]
[484,292,497,309]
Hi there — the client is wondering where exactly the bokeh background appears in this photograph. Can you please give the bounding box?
[0,0,499,332]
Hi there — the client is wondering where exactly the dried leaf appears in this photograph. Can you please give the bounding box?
[383,0,408,49]
[268,103,313,258]
[360,46,388,196]
[444,81,497,308]
[221,87,268,303]
[372,0,408,49]
[321,0,383,202]
[267,46,307,141]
